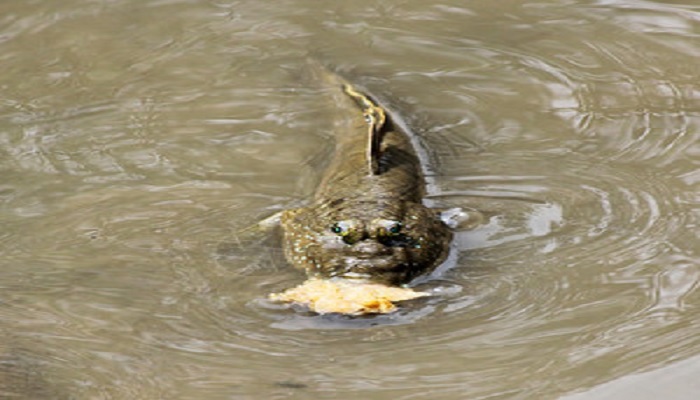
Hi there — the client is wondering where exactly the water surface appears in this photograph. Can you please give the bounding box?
[0,1,698,399]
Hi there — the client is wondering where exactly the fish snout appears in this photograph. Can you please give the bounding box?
[351,239,391,256]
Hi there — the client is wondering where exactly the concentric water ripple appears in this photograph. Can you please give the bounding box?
[0,0,698,399]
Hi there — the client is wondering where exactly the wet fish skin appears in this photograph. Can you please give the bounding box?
[279,64,452,285]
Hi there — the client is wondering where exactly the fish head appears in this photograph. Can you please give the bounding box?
[281,202,452,285]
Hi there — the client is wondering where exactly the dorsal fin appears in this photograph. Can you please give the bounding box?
[342,83,386,175]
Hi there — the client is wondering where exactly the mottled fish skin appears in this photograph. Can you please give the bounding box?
[280,65,452,285]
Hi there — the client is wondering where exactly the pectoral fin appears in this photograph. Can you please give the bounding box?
[257,211,284,230]
[437,207,485,231]
[222,211,284,250]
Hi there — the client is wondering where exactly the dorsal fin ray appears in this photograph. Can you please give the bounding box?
[342,83,386,175]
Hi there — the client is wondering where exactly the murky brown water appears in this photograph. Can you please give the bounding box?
[1,1,698,399]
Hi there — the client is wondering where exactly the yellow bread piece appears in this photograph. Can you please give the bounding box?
[269,278,429,315]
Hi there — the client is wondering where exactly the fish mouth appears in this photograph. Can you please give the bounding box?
[344,255,397,271]
[337,271,375,281]
[333,256,413,284]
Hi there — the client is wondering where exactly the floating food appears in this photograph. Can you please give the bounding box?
[269,278,429,315]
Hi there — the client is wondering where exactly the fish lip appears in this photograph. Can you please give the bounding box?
[336,271,374,281]
[321,254,410,281]
[343,260,412,280]
[337,268,410,286]
[343,256,397,270]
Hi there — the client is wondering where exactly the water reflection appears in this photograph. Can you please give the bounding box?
[0,0,698,398]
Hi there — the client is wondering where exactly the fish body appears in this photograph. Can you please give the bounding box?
[279,66,452,285]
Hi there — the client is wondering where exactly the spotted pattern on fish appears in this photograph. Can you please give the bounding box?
[279,64,452,285]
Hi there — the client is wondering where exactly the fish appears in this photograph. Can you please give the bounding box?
[273,63,454,286]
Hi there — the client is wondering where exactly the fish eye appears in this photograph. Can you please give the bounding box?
[330,220,365,245]
[330,220,356,236]
[374,219,403,236]
[388,222,402,234]
[375,219,412,247]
